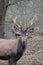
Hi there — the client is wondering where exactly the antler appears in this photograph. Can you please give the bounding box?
[25,14,37,32]
[12,16,21,31]
[11,15,37,35]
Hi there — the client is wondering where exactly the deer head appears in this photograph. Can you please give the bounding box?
[11,14,37,39]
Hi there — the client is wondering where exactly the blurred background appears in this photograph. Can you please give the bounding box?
[4,0,43,38]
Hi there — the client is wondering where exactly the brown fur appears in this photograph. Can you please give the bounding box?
[0,38,19,56]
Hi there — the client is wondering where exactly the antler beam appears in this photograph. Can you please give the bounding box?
[25,14,37,32]
[12,16,21,31]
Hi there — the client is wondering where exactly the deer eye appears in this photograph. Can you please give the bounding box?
[15,32,22,36]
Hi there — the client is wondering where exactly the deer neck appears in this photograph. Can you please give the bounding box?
[19,37,27,50]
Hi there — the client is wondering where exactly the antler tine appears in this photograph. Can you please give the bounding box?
[20,21,23,32]
[25,14,37,32]
[30,14,37,25]
[11,28,21,36]
[12,16,21,31]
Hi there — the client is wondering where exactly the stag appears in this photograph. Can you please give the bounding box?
[0,15,37,65]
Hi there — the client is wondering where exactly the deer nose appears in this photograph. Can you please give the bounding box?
[22,37,26,42]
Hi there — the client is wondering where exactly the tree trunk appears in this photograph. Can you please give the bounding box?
[0,0,9,38]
